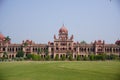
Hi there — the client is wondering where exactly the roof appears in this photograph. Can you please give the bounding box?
[0,33,5,39]
[59,24,68,33]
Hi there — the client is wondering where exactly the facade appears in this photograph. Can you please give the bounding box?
[0,25,120,59]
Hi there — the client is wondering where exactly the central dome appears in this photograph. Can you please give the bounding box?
[59,24,68,33]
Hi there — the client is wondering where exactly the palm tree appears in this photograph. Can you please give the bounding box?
[5,36,11,43]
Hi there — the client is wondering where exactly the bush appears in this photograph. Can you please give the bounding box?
[101,53,107,61]
[109,54,118,60]
[83,56,89,61]
[45,55,50,61]
[93,53,107,61]
[31,54,41,61]
[61,54,66,61]
[76,55,81,61]
[68,54,73,61]
[26,54,32,60]
[94,55,101,60]
[89,54,95,61]
[55,54,59,61]
[16,50,24,57]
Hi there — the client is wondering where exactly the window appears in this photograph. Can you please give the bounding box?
[56,47,59,50]
[3,48,5,51]
[56,43,58,46]
[69,47,71,50]
[69,43,71,46]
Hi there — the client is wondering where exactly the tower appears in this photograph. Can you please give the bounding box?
[58,24,68,40]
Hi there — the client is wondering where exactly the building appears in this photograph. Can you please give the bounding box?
[0,25,120,59]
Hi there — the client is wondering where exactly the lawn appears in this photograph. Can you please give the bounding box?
[0,61,120,80]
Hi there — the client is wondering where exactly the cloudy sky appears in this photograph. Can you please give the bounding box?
[0,0,120,44]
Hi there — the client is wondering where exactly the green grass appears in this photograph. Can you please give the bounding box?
[0,61,120,80]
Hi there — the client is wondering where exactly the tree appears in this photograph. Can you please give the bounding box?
[26,54,32,60]
[44,48,49,55]
[95,55,101,60]
[31,54,41,61]
[89,54,95,61]
[77,55,81,61]
[45,55,50,61]
[61,54,66,61]
[4,36,11,43]
[109,54,118,60]
[83,55,89,61]
[55,54,59,61]
[66,51,73,61]
[68,54,73,61]
[101,53,107,61]
[16,50,24,57]
[66,51,70,57]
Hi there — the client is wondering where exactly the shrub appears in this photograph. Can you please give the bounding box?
[83,56,89,61]
[109,54,118,60]
[61,54,66,61]
[31,54,41,61]
[45,55,50,61]
[76,55,81,61]
[89,54,95,61]
[68,54,73,61]
[16,50,24,57]
[55,54,59,61]
[101,53,107,61]
[26,54,32,60]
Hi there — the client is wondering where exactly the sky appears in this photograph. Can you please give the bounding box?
[0,0,120,44]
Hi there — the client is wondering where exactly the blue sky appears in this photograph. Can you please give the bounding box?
[0,0,120,44]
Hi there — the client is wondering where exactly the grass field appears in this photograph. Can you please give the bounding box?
[0,61,120,80]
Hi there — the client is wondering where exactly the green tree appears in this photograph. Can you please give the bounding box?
[4,36,11,43]
[26,54,32,60]
[109,54,118,60]
[45,55,50,61]
[89,54,95,61]
[16,50,24,57]
[55,54,59,61]
[68,54,73,61]
[44,48,49,55]
[31,54,41,61]
[101,53,107,61]
[77,55,81,61]
[61,54,66,61]
[66,51,73,60]
[83,56,89,61]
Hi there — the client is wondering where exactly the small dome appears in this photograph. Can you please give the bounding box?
[0,33,5,39]
[59,24,68,33]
